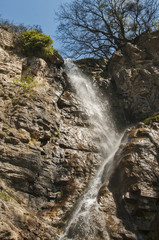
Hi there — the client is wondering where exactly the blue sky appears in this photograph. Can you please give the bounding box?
[0,0,71,54]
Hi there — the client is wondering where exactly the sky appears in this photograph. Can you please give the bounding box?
[0,0,71,54]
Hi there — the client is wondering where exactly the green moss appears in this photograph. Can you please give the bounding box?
[19,30,54,58]
[93,73,105,80]
[12,97,19,100]
[56,192,61,197]
[57,131,61,136]
[143,112,159,124]
[54,131,62,137]
[13,74,37,93]
[0,191,12,201]
[28,138,38,146]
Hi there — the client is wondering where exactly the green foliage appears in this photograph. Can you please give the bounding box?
[19,30,54,58]
[57,131,62,136]
[0,191,12,202]
[143,112,159,124]
[56,192,61,197]
[13,74,37,93]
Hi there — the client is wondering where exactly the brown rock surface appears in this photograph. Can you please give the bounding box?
[98,117,159,240]
[0,28,103,239]
[108,31,159,122]
[1,27,159,240]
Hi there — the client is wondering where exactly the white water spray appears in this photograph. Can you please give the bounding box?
[59,59,122,240]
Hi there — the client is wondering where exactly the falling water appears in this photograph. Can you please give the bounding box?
[59,59,122,240]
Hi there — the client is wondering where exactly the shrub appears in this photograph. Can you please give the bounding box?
[19,30,54,58]
[13,74,37,92]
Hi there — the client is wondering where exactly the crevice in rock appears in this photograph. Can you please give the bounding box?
[59,143,98,153]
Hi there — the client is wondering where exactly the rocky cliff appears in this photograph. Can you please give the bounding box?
[109,31,159,122]
[0,28,104,239]
[0,27,159,240]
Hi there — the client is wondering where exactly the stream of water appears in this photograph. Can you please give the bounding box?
[59,59,122,240]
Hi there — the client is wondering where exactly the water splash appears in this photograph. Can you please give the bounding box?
[58,59,122,240]
[64,59,117,154]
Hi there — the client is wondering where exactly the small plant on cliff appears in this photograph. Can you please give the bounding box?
[0,191,13,202]
[19,30,54,58]
[13,74,37,95]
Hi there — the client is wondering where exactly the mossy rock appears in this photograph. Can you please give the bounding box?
[143,112,159,124]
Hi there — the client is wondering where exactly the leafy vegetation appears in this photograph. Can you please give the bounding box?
[13,74,37,92]
[0,191,12,201]
[0,16,57,60]
[19,30,54,58]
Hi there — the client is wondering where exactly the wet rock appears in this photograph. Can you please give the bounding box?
[0,27,103,239]
[97,117,159,240]
[1,27,159,240]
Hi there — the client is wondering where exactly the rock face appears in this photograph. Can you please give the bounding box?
[75,57,127,129]
[109,31,159,122]
[0,28,103,239]
[0,27,159,240]
[98,117,159,240]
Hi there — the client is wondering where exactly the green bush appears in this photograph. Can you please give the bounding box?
[13,74,37,92]
[20,30,54,58]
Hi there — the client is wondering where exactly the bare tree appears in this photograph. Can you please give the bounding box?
[56,0,159,59]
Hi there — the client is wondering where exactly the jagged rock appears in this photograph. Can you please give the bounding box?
[0,27,103,239]
[0,28,15,49]
[1,26,159,240]
[97,117,159,240]
[49,50,64,67]
[75,57,127,129]
[109,31,159,122]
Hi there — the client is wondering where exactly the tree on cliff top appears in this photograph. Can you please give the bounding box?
[56,0,159,59]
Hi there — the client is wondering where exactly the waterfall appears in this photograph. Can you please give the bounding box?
[58,59,122,240]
